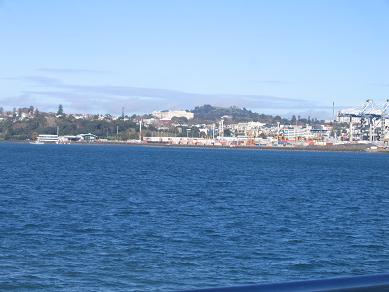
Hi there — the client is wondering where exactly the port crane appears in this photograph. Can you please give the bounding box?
[337,99,389,143]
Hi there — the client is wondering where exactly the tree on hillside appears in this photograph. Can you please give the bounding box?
[192,104,278,124]
[57,104,64,116]
[291,115,297,125]
[171,116,189,125]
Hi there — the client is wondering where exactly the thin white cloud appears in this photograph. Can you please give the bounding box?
[369,82,389,87]
[3,76,62,86]
[249,79,289,84]
[37,68,110,75]
[0,75,323,115]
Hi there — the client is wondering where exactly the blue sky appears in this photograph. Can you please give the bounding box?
[1,0,389,118]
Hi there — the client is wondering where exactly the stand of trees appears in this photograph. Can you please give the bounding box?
[0,112,139,141]
[192,105,323,125]
[0,104,325,140]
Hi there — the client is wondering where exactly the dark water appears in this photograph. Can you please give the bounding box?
[1,143,389,291]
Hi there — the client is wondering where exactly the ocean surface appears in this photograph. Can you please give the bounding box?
[1,143,389,291]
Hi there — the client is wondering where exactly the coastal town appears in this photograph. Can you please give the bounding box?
[0,99,388,151]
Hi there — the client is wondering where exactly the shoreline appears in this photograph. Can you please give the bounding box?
[1,140,388,153]
[128,142,388,153]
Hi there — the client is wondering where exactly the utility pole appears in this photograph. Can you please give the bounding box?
[220,119,224,138]
[381,99,389,142]
[349,117,353,142]
[139,119,142,141]
[295,116,298,142]
[294,127,297,142]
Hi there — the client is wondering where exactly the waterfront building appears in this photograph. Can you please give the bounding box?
[77,133,97,142]
[385,132,389,146]
[280,126,312,141]
[37,134,59,144]
[229,122,266,137]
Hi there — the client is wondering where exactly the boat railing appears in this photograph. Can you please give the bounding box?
[181,273,389,291]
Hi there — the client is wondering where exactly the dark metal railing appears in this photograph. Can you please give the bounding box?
[183,273,389,291]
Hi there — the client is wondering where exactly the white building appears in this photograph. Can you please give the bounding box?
[280,126,312,141]
[77,133,97,142]
[152,110,194,120]
[37,134,59,144]
[229,122,266,136]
